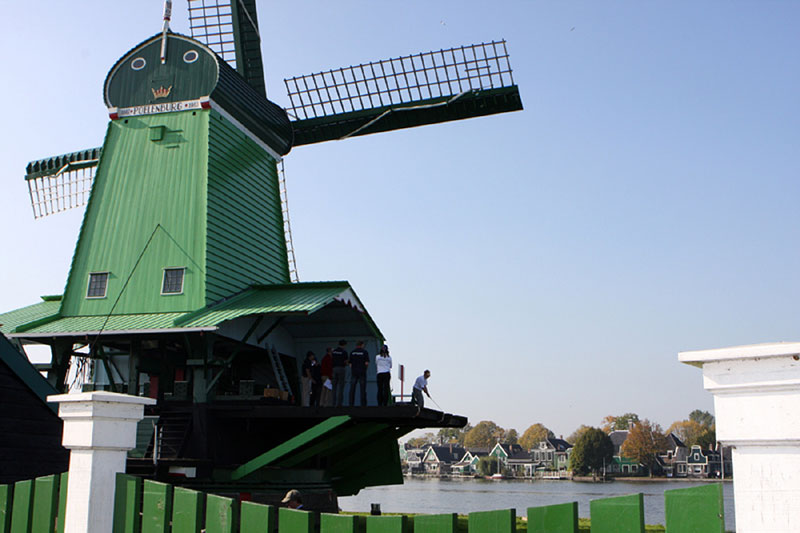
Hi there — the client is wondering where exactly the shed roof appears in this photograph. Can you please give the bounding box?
[3,281,382,340]
[0,298,61,335]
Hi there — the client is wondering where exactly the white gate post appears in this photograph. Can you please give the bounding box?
[679,342,800,533]
[48,391,156,533]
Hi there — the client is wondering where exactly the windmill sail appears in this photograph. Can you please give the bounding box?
[26,148,101,219]
[188,0,266,96]
[284,40,523,146]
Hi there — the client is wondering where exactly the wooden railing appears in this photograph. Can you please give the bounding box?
[0,473,725,533]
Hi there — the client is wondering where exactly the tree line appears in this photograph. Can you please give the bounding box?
[406,409,716,477]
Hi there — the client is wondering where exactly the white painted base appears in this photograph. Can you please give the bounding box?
[731,446,800,533]
[49,392,155,533]
[680,342,800,533]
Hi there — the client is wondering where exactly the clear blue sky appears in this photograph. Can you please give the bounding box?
[1,1,798,439]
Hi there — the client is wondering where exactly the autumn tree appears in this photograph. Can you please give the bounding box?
[568,427,614,478]
[689,409,714,427]
[437,424,472,445]
[406,435,433,448]
[464,421,503,448]
[519,423,555,450]
[477,456,500,476]
[601,413,640,433]
[668,409,715,448]
[619,419,669,476]
[505,428,519,445]
[667,419,707,447]
[567,425,592,444]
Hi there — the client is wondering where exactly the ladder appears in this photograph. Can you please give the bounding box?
[269,345,293,395]
[279,160,299,282]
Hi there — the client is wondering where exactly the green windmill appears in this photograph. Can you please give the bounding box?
[2,1,522,502]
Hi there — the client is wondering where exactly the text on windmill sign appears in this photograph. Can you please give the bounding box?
[112,98,210,119]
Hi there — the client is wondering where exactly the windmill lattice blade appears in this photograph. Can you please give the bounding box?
[284,40,516,120]
[25,148,101,219]
[188,0,237,67]
[188,0,266,96]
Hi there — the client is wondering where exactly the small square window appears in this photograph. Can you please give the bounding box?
[162,268,185,295]
[87,272,109,298]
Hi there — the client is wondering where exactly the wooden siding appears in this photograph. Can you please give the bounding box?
[206,110,289,304]
[60,111,209,316]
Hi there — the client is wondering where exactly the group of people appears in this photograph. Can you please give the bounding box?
[300,340,394,407]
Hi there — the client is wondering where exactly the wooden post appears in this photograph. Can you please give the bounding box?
[48,391,155,533]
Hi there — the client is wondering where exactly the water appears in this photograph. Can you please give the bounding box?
[341,477,735,531]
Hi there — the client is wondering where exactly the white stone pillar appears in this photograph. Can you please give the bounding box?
[679,342,800,533]
[48,391,156,533]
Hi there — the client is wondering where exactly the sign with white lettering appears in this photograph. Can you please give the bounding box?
[117,99,205,118]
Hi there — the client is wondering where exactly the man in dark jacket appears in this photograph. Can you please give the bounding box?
[331,340,348,406]
[348,340,369,406]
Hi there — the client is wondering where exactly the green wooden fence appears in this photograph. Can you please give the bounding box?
[0,473,725,533]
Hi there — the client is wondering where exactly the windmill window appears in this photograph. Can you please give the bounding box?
[161,268,185,295]
[183,50,199,64]
[86,272,109,299]
[131,57,146,71]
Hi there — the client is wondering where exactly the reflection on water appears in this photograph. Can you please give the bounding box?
[341,477,735,530]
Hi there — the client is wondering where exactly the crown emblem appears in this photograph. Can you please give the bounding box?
[151,85,172,99]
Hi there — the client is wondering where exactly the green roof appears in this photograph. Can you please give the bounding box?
[15,313,189,336]
[0,299,61,335]
[5,281,382,340]
[177,281,358,327]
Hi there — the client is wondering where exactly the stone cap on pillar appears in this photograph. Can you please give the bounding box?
[679,341,800,445]
[48,391,156,451]
[679,341,800,367]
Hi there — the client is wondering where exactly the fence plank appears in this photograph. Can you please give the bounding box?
[113,474,142,533]
[141,481,173,533]
[320,513,357,533]
[172,487,204,533]
[278,508,313,533]
[527,502,578,533]
[589,493,644,533]
[664,482,725,533]
[31,475,58,533]
[366,515,405,533]
[205,494,237,533]
[0,485,11,533]
[413,513,456,533]
[56,473,68,533]
[10,480,33,533]
[240,502,275,533]
[468,509,515,533]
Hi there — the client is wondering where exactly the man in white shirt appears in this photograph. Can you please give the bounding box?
[412,370,431,412]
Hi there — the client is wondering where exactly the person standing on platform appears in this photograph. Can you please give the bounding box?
[301,351,314,407]
[310,353,322,406]
[319,347,334,406]
[412,370,431,412]
[331,340,348,406]
[375,344,392,406]
[348,340,369,406]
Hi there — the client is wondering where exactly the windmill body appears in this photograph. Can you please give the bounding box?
[1,2,521,502]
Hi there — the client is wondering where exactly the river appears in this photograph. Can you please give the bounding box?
[340,477,736,531]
